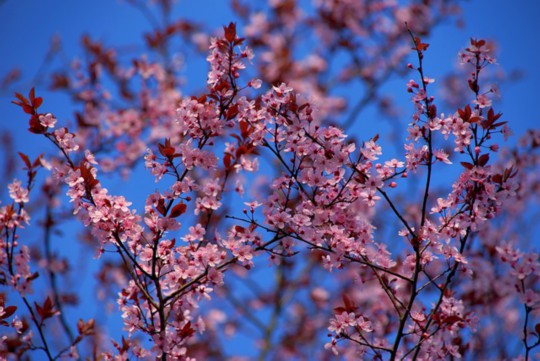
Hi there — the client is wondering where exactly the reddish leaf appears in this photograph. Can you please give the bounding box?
[22,104,34,115]
[179,321,195,339]
[342,293,357,312]
[77,318,95,335]
[156,198,166,216]
[478,153,490,167]
[79,163,99,190]
[458,105,472,123]
[0,306,17,320]
[487,108,502,123]
[239,120,250,139]
[468,79,479,93]
[413,37,429,52]
[428,104,437,119]
[227,104,239,120]
[469,116,481,124]
[197,94,207,103]
[236,144,248,157]
[444,315,462,326]
[160,145,175,158]
[14,92,29,105]
[223,22,237,43]
[158,139,176,158]
[492,174,503,184]
[28,115,46,134]
[112,336,130,353]
[32,154,43,168]
[28,272,39,281]
[234,37,245,46]
[28,88,43,109]
[223,153,232,170]
[491,121,508,128]
[169,202,187,218]
[18,152,31,169]
[3,336,23,349]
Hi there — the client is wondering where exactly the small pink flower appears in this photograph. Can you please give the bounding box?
[520,289,540,307]
[433,149,452,164]
[8,179,29,203]
[39,113,57,128]
[244,201,262,212]
[249,78,262,89]
[54,128,79,152]
[473,94,492,108]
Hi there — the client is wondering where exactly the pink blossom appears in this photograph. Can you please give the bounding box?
[38,113,57,128]
[8,179,29,203]
[53,128,79,152]
[473,94,492,108]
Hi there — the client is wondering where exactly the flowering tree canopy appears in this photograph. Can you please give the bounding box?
[1,1,540,360]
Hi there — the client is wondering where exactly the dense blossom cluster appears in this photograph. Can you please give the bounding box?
[1,1,540,360]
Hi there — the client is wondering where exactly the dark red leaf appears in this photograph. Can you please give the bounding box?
[22,104,34,115]
[239,120,250,138]
[197,94,207,103]
[227,104,239,120]
[77,318,95,335]
[169,202,187,218]
[428,104,437,119]
[18,152,31,169]
[156,198,166,216]
[487,108,502,122]
[342,294,357,312]
[34,97,43,109]
[0,306,17,320]
[223,153,232,170]
[35,302,43,320]
[32,154,43,168]
[458,105,472,123]
[492,174,502,184]
[179,321,195,338]
[478,153,490,167]
[223,22,237,43]
[14,92,29,105]
[444,315,462,326]
[413,37,429,52]
[468,79,478,93]
[491,121,508,128]
[28,115,46,134]
[158,141,175,158]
